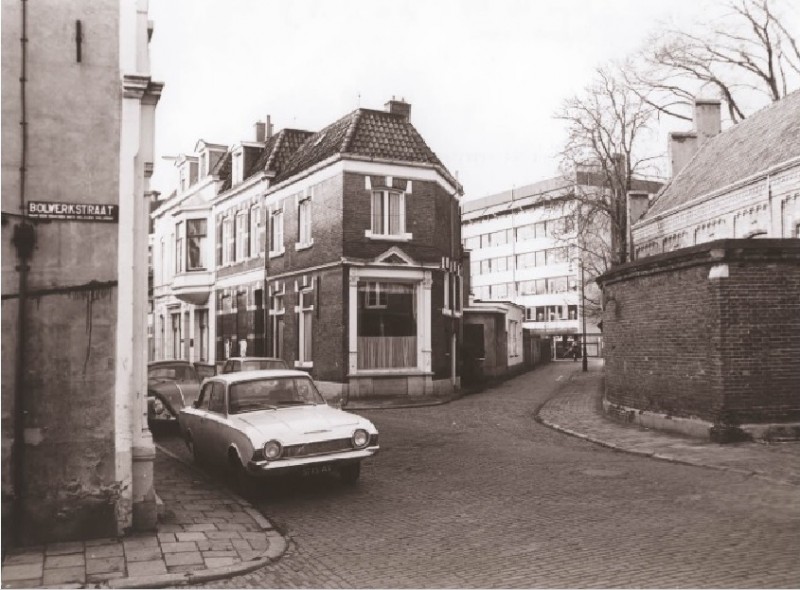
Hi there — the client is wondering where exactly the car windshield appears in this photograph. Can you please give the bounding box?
[195,364,216,380]
[241,359,287,371]
[148,365,198,383]
[228,377,325,414]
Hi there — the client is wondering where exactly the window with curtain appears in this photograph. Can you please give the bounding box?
[186,219,206,270]
[371,190,405,236]
[358,282,417,369]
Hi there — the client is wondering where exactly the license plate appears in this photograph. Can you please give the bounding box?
[302,464,333,477]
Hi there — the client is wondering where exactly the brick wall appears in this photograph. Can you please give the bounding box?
[599,239,800,429]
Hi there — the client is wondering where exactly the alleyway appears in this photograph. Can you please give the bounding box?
[158,361,800,588]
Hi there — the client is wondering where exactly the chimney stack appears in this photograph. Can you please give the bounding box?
[694,98,721,142]
[385,97,411,120]
[668,97,722,177]
[668,131,698,177]
[627,191,651,260]
[254,121,266,143]
[265,114,274,140]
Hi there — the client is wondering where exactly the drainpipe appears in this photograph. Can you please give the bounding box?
[12,0,34,546]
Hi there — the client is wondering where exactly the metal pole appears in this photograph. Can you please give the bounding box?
[581,259,588,372]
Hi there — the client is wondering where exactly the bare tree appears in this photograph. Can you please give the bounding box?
[631,0,800,123]
[554,65,663,270]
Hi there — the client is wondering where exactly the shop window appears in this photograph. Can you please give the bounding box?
[358,282,417,369]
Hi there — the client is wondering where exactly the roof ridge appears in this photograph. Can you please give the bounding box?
[340,109,363,153]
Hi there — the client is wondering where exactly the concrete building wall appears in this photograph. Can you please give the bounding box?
[2,0,160,544]
[599,239,800,441]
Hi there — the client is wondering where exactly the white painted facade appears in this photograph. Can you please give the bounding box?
[633,159,800,257]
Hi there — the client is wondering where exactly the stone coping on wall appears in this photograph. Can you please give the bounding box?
[598,238,800,287]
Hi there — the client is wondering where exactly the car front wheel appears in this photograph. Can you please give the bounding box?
[339,462,361,485]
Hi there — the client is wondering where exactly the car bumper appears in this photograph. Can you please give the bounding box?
[246,446,379,476]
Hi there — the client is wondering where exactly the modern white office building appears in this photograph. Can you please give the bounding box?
[462,175,661,358]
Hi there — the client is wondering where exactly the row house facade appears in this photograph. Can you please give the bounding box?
[151,99,465,400]
[632,94,800,256]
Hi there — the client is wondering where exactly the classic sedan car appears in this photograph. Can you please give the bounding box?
[178,370,379,488]
[147,361,203,428]
[220,357,289,374]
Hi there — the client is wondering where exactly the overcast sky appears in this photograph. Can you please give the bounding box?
[149,0,710,200]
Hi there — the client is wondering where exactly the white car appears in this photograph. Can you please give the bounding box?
[178,370,379,489]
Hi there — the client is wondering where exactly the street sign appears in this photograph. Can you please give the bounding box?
[27,201,119,222]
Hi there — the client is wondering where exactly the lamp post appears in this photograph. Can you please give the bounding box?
[580,257,587,372]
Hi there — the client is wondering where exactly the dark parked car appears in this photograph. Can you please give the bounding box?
[220,357,289,374]
[147,360,203,428]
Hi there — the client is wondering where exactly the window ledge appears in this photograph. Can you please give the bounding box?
[442,309,463,318]
[295,239,314,251]
[268,249,285,259]
[294,361,313,369]
[364,230,413,242]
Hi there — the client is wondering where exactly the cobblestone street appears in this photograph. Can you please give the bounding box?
[158,361,800,588]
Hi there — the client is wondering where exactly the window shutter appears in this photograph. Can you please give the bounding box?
[216,219,223,266]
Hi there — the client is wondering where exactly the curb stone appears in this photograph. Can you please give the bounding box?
[533,374,798,489]
[95,445,291,589]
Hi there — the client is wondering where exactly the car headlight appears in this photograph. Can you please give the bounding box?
[352,429,370,449]
[154,399,164,414]
[263,440,282,460]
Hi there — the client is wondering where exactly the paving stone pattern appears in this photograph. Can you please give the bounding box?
[165,360,800,589]
[1,452,278,588]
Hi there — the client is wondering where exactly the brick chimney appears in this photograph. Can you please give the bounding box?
[254,121,266,142]
[627,190,651,260]
[385,97,411,120]
[669,131,698,177]
[668,98,722,177]
[695,98,721,142]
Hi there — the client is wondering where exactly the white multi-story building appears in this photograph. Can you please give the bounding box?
[462,173,662,358]
[462,178,592,357]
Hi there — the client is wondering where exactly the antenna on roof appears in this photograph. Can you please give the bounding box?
[357,92,361,107]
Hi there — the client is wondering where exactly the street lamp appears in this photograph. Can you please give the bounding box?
[580,257,587,372]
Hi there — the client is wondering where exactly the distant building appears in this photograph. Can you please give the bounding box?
[632,93,800,257]
[1,0,162,544]
[151,99,465,400]
[461,175,661,359]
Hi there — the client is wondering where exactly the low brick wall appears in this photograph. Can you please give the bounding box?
[598,239,800,441]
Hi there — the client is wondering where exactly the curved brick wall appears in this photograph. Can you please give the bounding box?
[598,239,800,430]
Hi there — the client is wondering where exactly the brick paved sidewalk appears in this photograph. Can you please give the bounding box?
[536,360,800,487]
[1,447,287,589]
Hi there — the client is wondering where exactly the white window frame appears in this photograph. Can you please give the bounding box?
[269,282,285,359]
[269,204,285,258]
[235,211,248,261]
[295,282,314,368]
[174,221,184,274]
[364,282,389,309]
[365,189,412,241]
[249,205,261,257]
[296,191,314,250]
[222,217,234,265]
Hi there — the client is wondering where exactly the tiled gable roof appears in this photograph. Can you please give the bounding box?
[644,90,800,219]
[214,152,233,192]
[273,108,460,190]
[250,129,315,178]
